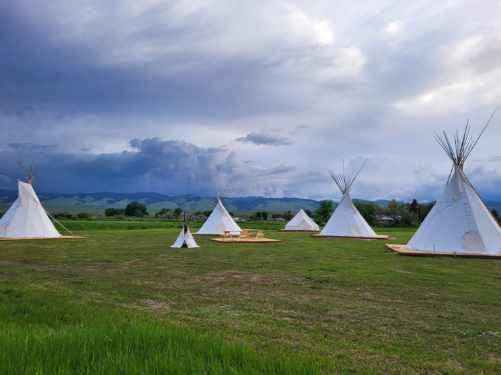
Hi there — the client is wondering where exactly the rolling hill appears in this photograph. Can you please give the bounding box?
[0,190,322,215]
[1,189,500,216]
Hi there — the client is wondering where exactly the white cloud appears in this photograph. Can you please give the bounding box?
[3,0,501,200]
[384,20,403,37]
[285,4,335,46]
[393,30,501,115]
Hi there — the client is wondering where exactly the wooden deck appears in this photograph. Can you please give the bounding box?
[385,244,501,259]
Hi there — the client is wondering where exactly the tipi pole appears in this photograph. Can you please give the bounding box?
[46,211,74,235]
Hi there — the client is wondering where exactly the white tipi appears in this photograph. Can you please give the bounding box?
[319,161,387,239]
[196,198,242,235]
[405,121,501,256]
[284,209,320,231]
[0,180,61,239]
[171,224,199,248]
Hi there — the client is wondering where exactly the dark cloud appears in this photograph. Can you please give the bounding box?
[0,1,500,200]
[0,2,293,122]
[236,132,292,146]
[7,143,58,152]
[0,138,229,194]
[0,138,298,196]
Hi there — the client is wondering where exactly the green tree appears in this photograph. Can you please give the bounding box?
[104,207,125,216]
[105,208,125,217]
[409,199,419,215]
[314,200,333,225]
[387,199,400,213]
[173,208,183,218]
[77,212,91,219]
[419,202,434,222]
[155,208,171,218]
[124,202,148,217]
[252,211,269,221]
[355,202,377,225]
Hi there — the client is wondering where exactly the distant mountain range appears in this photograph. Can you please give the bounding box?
[0,190,321,214]
[0,189,500,215]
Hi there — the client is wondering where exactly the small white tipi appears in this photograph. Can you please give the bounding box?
[0,180,61,239]
[405,121,501,256]
[284,209,320,231]
[196,198,242,235]
[171,224,199,248]
[319,161,386,239]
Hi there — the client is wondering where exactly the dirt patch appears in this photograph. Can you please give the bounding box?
[142,298,172,311]
[192,271,284,286]
[443,359,464,372]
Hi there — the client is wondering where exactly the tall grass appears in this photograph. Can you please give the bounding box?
[0,322,319,374]
[0,288,320,374]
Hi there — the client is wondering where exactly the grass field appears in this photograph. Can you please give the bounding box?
[1,222,501,374]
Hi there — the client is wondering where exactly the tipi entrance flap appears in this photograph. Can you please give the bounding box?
[463,231,483,252]
[171,225,199,248]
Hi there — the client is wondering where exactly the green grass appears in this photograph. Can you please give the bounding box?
[0,315,316,374]
[58,219,283,231]
[1,224,501,373]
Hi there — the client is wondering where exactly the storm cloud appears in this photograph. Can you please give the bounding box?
[1,1,501,201]
[0,138,306,197]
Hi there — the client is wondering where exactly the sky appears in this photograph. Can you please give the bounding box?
[1,0,501,202]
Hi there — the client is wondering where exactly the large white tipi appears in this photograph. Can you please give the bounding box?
[284,209,320,231]
[0,180,61,239]
[171,224,199,248]
[319,161,387,239]
[402,121,501,256]
[196,198,242,235]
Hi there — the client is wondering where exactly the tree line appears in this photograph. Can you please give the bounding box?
[15,199,498,226]
[312,199,434,226]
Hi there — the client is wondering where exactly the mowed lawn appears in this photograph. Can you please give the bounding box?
[1,223,501,374]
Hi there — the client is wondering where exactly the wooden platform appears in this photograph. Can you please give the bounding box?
[385,244,501,259]
[211,237,280,243]
[312,234,389,240]
[0,236,85,241]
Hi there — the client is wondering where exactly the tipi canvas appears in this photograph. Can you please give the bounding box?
[284,209,320,231]
[196,198,242,235]
[171,225,199,248]
[319,162,387,239]
[405,121,501,256]
[0,181,61,239]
